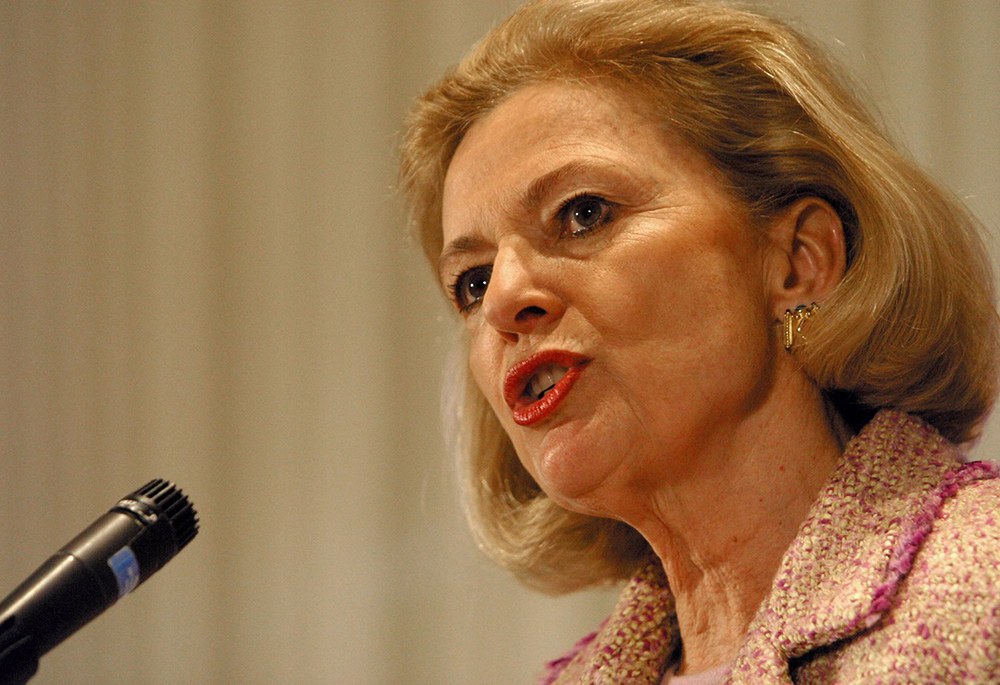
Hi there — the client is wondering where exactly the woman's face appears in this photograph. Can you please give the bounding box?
[439,82,780,517]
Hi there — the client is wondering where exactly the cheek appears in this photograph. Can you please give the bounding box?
[578,238,706,343]
[466,332,544,481]
[582,227,773,406]
[466,328,505,413]
[614,226,765,332]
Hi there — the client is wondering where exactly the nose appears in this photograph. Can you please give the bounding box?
[481,238,565,343]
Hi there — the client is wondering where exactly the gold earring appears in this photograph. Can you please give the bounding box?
[783,302,819,351]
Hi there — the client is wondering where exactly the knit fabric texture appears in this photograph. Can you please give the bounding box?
[541,410,1000,684]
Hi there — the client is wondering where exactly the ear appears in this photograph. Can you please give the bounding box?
[764,197,847,318]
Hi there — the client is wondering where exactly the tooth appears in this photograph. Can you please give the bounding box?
[527,373,547,400]
[538,369,556,396]
[527,365,569,401]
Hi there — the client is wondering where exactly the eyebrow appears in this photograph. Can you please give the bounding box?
[437,159,642,282]
[520,159,605,214]
[437,234,491,285]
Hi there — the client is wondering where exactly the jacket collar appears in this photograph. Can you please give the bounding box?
[543,410,997,684]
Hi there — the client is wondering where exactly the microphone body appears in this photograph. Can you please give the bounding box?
[0,479,198,684]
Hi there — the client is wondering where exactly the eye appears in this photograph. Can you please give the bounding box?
[558,194,613,237]
[450,265,492,313]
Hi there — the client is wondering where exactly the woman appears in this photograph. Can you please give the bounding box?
[400,0,1000,682]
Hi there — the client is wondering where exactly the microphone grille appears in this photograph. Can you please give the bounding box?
[131,479,200,552]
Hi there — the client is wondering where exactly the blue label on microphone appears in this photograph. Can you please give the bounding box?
[108,546,140,598]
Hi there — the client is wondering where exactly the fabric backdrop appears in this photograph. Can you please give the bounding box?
[1,1,998,683]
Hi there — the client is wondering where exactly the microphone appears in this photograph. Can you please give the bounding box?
[0,479,199,684]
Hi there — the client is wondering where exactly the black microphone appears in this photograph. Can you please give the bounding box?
[0,479,199,684]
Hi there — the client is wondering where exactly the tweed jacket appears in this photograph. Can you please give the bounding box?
[542,410,1000,683]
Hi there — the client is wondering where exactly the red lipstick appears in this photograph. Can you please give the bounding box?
[503,350,589,426]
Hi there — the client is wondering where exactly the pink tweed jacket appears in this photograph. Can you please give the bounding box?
[542,410,1000,683]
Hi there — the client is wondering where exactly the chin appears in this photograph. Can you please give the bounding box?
[524,434,623,516]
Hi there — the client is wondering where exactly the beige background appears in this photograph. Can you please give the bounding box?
[1,1,998,683]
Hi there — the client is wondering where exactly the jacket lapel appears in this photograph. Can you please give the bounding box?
[544,559,678,684]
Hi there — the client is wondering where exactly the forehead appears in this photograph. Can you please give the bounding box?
[441,81,670,237]
[455,80,651,167]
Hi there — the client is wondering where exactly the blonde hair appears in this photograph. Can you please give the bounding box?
[399,0,1000,593]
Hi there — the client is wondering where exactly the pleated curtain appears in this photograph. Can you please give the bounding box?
[1,1,998,682]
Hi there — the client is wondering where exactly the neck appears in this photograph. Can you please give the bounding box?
[631,373,845,674]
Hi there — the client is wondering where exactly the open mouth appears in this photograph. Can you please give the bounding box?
[504,350,589,426]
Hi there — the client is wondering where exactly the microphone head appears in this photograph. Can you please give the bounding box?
[123,479,200,554]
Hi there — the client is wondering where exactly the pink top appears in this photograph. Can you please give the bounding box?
[661,663,729,685]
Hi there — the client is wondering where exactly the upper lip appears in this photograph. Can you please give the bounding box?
[503,349,590,408]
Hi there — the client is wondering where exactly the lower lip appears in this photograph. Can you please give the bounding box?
[512,364,585,426]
